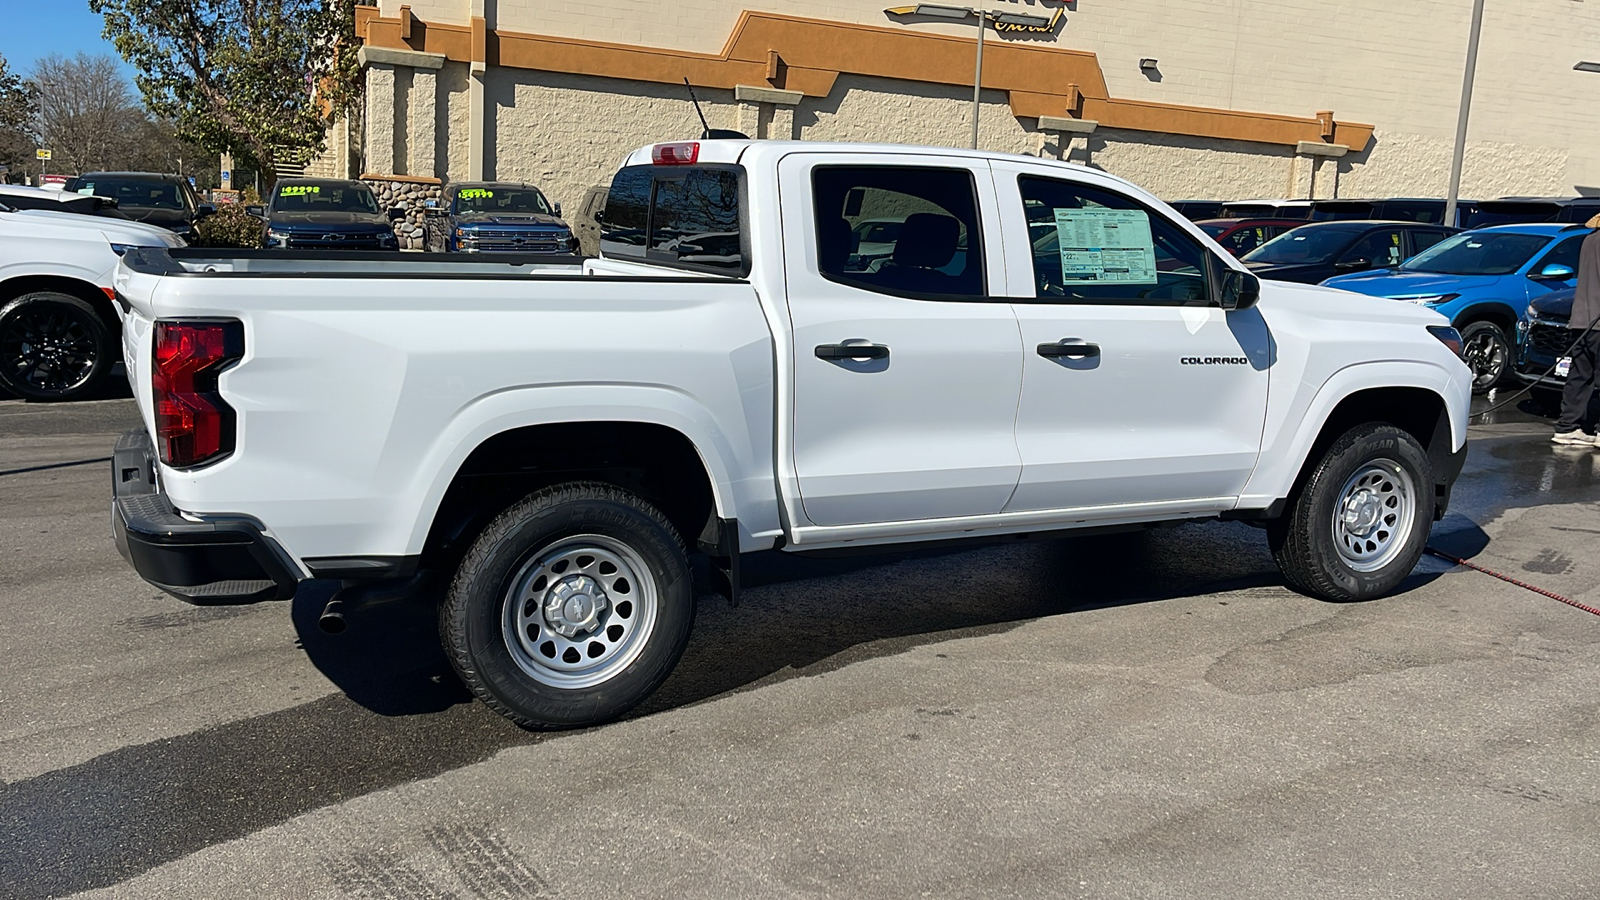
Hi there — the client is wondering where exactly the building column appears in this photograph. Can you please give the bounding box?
[409,66,440,179]
[469,10,488,180]
[1293,140,1351,199]
[734,85,803,139]
[363,62,397,175]
[1036,116,1098,163]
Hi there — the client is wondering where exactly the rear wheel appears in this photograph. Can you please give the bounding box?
[441,482,694,730]
[1270,424,1434,602]
[0,292,113,401]
[1459,320,1511,395]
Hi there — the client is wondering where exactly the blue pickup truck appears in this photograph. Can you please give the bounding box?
[427,181,576,253]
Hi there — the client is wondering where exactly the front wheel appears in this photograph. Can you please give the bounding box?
[0,292,114,401]
[1270,424,1435,602]
[441,482,694,730]
[1459,320,1512,395]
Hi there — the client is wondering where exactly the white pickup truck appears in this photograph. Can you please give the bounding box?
[111,140,1471,730]
[1,195,185,400]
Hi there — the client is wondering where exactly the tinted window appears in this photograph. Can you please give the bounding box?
[1532,234,1584,273]
[1244,227,1361,265]
[1379,201,1444,224]
[813,166,984,299]
[1021,176,1209,305]
[1340,229,1406,268]
[600,166,651,251]
[649,169,741,269]
[270,182,378,214]
[1410,230,1451,254]
[600,164,744,273]
[73,178,186,211]
[1401,232,1552,276]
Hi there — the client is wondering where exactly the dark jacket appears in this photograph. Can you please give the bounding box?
[1574,230,1600,329]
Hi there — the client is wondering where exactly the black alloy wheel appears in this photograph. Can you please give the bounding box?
[0,292,113,402]
[1459,320,1510,395]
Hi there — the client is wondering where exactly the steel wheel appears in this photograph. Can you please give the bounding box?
[1330,459,1416,573]
[0,302,100,395]
[501,534,659,690]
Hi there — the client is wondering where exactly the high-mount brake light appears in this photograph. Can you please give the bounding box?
[652,142,700,165]
[152,320,243,468]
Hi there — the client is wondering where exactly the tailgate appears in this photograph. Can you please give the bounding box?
[112,261,161,435]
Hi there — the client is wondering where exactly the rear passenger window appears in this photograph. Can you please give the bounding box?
[1020,176,1210,305]
[1410,230,1451,254]
[600,164,746,274]
[812,166,985,299]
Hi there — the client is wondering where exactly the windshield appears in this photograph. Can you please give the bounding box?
[73,178,186,211]
[271,183,378,214]
[1400,231,1550,275]
[453,186,551,215]
[1241,227,1358,265]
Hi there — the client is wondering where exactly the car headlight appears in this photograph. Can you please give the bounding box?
[378,231,398,247]
[109,243,137,256]
[1527,304,1539,319]
[266,229,289,246]
[1390,293,1459,305]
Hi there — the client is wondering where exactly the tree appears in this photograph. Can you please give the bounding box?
[30,53,147,175]
[0,53,35,183]
[92,0,361,192]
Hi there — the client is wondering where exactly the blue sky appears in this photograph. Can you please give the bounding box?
[0,0,136,78]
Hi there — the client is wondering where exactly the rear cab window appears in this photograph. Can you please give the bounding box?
[600,164,747,275]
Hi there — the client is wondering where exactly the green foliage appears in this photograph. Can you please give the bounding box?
[196,203,264,248]
[0,53,36,180]
[92,1,361,190]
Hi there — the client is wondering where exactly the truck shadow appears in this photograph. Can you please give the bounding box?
[289,518,1484,721]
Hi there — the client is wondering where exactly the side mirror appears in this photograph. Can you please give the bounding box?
[1219,269,1261,311]
[387,206,406,221]
[195,203,216,219]
[1535,263,1576,280]
[553,202,563,217]
[245,205,264,217]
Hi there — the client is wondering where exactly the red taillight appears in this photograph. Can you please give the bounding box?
[652,142,699,165]
[152,321,243,468]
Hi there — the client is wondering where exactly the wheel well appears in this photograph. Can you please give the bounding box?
[421,422,718,570]
[1289,386,1453,512]
[0,275,120,335]
[1452,305,1517,335]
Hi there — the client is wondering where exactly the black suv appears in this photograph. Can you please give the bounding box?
[63,172,212,242]
[1241,220,1460,284]
[250,179,402,250]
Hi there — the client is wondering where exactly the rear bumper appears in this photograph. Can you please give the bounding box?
[111,429,301,604]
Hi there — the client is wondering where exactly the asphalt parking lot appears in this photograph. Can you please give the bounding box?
[2,385,1598,900]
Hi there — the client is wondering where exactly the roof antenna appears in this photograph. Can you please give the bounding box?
[683,77,749,140]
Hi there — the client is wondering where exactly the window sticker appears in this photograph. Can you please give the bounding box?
[458,188,494,199]
[1053,208,1158,285]
[280,185,321,197]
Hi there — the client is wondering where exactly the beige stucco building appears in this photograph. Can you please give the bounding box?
[341,0,1600,213]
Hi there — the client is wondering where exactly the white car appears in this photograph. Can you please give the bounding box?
[110,140,1471,730]
[0,199,185,400]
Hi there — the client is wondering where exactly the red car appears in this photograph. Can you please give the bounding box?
[1196,218,1304,257]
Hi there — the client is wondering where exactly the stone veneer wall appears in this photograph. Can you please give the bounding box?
[361,173,443,250]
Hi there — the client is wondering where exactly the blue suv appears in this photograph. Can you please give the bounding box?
[1321,223,1584,393]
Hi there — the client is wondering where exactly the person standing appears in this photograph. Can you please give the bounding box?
[1553,215,1600,445]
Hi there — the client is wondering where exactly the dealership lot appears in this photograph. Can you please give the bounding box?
[0,391,1596,898]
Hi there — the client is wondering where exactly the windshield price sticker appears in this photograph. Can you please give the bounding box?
[281,185,321,197]
[459,188,495,199]
[1054,208,1158,284]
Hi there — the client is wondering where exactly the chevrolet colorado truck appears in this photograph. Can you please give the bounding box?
[111,140,1472,730]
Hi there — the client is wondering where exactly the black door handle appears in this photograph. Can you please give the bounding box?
[815,342,890,361]
[1037,340,1100,359]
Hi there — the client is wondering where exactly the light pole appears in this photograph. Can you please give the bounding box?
[1444,0,1485,228]
[886,5,1059,149]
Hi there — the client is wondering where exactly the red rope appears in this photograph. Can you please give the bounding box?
[1425,547,1600,617]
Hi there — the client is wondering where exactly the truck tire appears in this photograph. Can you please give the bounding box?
[441,482,694,729]
[0,292,113,402]
[1459,320,1511,395]
[1269,424,1434,602]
